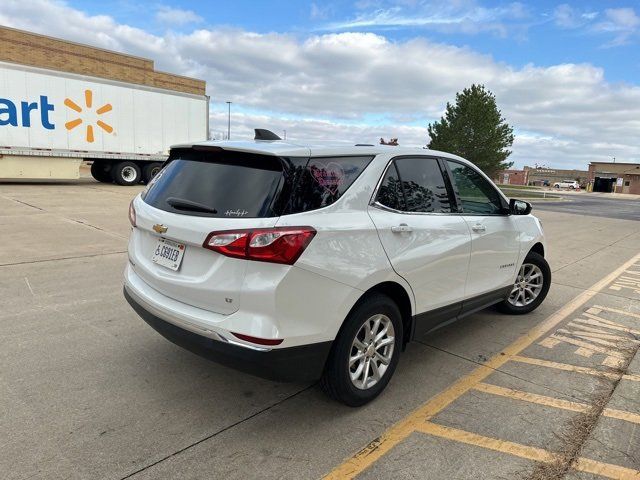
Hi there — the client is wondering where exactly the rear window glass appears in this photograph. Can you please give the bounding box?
[143,150,284,218]
[142,151,373,218]
[284,156,373,214]
[376,163,404,211]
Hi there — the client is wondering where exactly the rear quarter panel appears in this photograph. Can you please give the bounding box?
[275,152,417,326]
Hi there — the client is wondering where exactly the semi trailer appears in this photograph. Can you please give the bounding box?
[0,27,208,186]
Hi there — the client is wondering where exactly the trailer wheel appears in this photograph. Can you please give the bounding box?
[112,161,141,186]
[90,161,112,183]
[142,162,163,184]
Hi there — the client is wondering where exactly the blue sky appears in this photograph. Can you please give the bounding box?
[72,0,640,84]
[1,0,639,168]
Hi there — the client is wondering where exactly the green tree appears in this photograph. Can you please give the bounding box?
[427,84,514,177]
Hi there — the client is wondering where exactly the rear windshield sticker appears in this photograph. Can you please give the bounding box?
[309,161,345,195]
[225,209,249,217]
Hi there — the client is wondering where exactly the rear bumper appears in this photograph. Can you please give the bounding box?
[124,287,332,382]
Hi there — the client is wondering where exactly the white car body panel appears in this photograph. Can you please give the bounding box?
[130,196,278,315]
[462,214,521,296]
[125,254,363,348]
[369,205,471,312]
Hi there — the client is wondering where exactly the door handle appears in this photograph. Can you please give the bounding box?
[391,224,413,233]
[471,224,486,233]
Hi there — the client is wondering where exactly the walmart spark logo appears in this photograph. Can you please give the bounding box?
[64,90,113,143]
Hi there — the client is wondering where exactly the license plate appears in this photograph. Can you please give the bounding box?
[152,238,185,271]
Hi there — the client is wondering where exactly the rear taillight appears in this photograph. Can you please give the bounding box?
[128,200,136,227]
[203,227,316,265]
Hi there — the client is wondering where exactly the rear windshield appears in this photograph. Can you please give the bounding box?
[143,150,284,218]
[142,149,373,218]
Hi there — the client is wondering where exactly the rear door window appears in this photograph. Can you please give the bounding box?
[376,157,452,213]
[376,163,405,211]
[143,150,285,218]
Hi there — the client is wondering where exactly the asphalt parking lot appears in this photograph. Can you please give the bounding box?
[2,179,640,480]
[533,192,640,222]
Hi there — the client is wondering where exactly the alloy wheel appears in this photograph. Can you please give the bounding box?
[508,263,544,307]
[349,314,395,390]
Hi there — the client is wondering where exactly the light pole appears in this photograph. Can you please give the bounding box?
[226,101,232,140]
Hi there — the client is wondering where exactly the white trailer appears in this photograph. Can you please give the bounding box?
[0,61,209,185]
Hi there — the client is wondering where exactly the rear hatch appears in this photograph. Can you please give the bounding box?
[129,148,292,315]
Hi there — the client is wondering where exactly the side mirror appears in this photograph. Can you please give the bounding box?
[509,198,532,215]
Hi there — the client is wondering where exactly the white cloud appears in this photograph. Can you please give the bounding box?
[553,4,598,29]
[208,109,426,146]
[594,8,639,46]
[553,5,639,47]
[322,0,530,37]
[0,0,639,169]
[600,7,640,31]
[155,6,203,26]
[310,2,332,20]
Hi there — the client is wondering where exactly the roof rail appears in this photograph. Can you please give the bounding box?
[254,129,282,141]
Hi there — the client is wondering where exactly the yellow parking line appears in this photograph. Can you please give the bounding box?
[574,458,640,479]
[545,333,627,358]
[322,251,640,480]
[581,312,640,335]
[592,305,640,320]
[566,322,639,342]
[415,422,640,480]
[473,382,590,413]
[603,407,640,425]
[625,374,640,382]
[511,355,621,380]
[475,383,640,425]
[414,422,559,463]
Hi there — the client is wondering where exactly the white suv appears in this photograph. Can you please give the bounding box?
[124,131,550,406]
[553,180,580,189]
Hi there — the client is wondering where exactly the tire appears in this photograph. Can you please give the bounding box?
[320,293,402,406]
[142,162,163,184]
[497,251,551,315]
[569,185,575,189]
[90,161,112,183]
[111,161,141,186]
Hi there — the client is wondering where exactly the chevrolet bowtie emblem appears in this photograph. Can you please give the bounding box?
[153,224,168,234]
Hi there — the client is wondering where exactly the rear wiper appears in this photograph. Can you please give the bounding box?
[166,197,218,214]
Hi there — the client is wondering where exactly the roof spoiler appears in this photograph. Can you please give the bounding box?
[254,129,282,141]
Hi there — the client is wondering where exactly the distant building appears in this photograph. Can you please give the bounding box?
[495,169,528,185]
[495,166,589,187]
[588,161,640,194]
[524,166,589,187]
